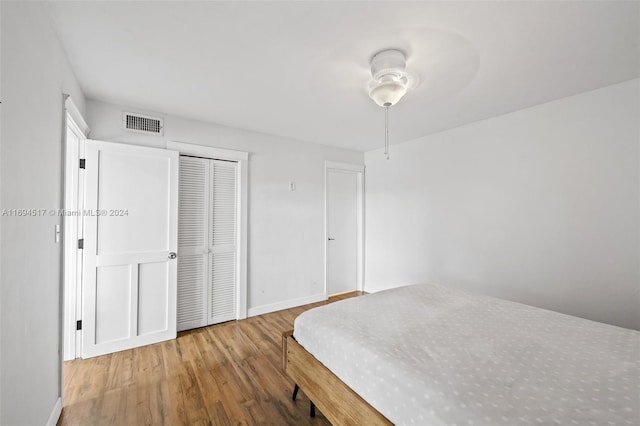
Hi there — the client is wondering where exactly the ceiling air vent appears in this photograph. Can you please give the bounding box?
[123,112,164,135]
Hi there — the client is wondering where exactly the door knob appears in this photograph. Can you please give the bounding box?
[328,238,335,241]
[168,252,177,259]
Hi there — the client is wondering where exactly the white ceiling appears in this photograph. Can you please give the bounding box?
[46,1,639,152]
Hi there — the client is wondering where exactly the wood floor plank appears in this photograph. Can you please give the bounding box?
[135,381,170,426]
[59,291,363,425]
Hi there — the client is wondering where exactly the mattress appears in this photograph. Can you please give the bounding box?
[293,284,640,425]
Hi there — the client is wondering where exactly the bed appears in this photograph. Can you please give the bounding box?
[282,284,640,425]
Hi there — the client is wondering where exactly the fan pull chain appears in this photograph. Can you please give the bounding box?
[384,106,390,160]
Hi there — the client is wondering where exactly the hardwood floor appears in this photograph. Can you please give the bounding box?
[59,292,364,426]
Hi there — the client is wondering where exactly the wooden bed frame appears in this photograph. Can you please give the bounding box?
[282,330,393,425]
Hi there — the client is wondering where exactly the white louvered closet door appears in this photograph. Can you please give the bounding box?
[209,161,237,324]
[177,156,237,331]
[177,156,209,331]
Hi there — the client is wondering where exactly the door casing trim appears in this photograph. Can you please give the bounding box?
[167,140,248,320]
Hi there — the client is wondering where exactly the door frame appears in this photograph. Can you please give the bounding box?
[167,140,249,320]
[324,161,365,298]
[62,95,89,361]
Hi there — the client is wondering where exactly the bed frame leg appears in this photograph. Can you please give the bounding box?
[292,384,299,401]
[292,383,315,418]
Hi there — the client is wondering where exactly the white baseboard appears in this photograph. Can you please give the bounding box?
[247,293,326,317]
[46,397,62,426]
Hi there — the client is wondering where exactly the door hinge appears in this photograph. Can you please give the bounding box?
[78,238,84,249]
[79,158,86,169]
[76,320,82,331]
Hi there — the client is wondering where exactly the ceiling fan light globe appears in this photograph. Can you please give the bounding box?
[368,81,408,107]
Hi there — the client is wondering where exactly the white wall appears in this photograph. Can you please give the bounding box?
[1,2,86,425]
[86,100,363,313]
[365,79,640,330]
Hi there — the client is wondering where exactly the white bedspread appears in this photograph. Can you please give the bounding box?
[293,284,640,425]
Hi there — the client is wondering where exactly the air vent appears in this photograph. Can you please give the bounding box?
[123,112,164,135]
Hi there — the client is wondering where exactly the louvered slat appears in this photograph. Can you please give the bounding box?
[211,163,237,246]
[178,157,207,248]
[210,252,236,323]
[177,255,206,330]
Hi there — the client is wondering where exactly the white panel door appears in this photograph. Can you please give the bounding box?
[327,170,358,295]
[82,140,178,358]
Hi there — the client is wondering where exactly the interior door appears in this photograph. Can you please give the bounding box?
[82,140,179,358]
[177,156,238,331]
[208,160,238,324]
[177,156,210,331]
[327,169,358,296]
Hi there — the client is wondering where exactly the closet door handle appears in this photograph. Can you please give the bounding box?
[168,252,177,260]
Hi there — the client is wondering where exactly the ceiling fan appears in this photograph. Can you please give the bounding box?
[367,49,418,160]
